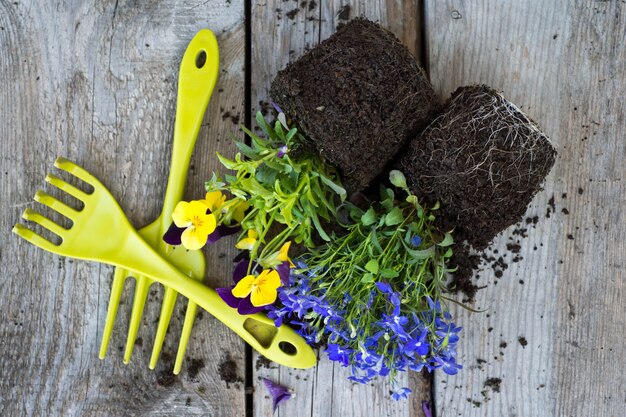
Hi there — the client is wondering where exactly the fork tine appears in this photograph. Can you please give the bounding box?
[149,287,178,369]
[99,267,128,359]
[174,301,198,374]
[54,157,97,186]
[123,275,152,364]
[22,208,67,237]
[46,173,90,201]
[34,190,79,220]
[12,223,59,252]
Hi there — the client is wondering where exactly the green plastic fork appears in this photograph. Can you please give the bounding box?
[13,157,317,370]
[99,29,219,374]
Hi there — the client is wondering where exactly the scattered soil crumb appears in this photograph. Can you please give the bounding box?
[518,336,528,347]
[484,377,502,393]
[286,8,299,20]
[499,341,507,349]
[308,0,316,11]
[506,243,521,253]
[467,398,482,407]
[567,234,574,240]
[185,397,192,406]
[218,354,243,386]
[255,356,274,371]
[578,187,584,194]
[561,208,569,214]
[157,370,176,387]
[187,358,205,381]
[135,337,143,347]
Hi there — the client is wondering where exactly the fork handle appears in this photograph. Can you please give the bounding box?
[161,29,220,222]
[118,232,317,369]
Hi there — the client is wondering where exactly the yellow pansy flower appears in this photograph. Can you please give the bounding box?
[231,269,282,307]
[263,241,295,267]
[171,200,217,250]
[203,191,226,213]
[235,229,258,251]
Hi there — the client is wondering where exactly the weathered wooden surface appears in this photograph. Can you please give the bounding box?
[1,1,246,416]
[427,1,626,416]
[249,2,432,417]
[3,1,625,416]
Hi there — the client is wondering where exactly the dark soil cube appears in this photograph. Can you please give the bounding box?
[270,18,439,193]
[398,85,557,250]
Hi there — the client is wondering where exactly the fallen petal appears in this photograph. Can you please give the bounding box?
[262,377,292,413]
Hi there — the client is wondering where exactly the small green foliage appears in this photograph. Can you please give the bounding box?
[302,172,455,339]
[206,111,345,260]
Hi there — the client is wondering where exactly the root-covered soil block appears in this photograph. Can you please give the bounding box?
[270,18,439,192]
[398,85,557,250]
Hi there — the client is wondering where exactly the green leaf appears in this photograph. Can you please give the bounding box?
[389,170,407,189]
[235,141,259,159]
[380,268,399,279]
[360,273,375,284]
[311,212,331,241]
[319,174,347,201]
[365,259,379,274]
[361,207,377,226]
[384,207,404,226]
[437,232,454,247]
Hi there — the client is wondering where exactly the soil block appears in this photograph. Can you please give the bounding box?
[270,18,439,192]
[398,85,556,250]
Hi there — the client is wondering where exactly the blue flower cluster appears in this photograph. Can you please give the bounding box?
[265,262,462,400]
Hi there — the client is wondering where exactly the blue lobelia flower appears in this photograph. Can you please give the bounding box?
[326,343,353,367]
[391,386,412,401]
[410,234,422,247]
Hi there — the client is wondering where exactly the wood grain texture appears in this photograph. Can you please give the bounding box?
[250,1,431,416]
[0,1,246,416]
[425,1,626,416]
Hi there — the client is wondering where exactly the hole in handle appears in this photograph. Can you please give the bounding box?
[243,318,278,349]
[278,341,297,356]
[195,50,207,69]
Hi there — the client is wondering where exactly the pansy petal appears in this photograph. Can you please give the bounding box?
[277,241,291,262]
[195,212,217,235]
[237,297,265,315]
[172,201,192,228]
[204,191,226,212]
[232,275,256,298]
[262,377,292,413]
[250,270,281,307]
[217,287,240,309]
[162,222,184,245]
[219,224,241,237]
[275,261,291,286]
[181,227,207,250]
[206,228,222,245]
[233,260,251,283]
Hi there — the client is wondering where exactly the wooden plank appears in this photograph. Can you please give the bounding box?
[250,2,432,416]
[425,1,626,416]
[0,1,246,415]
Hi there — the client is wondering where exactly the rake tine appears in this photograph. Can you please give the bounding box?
[99,267,128,359]
[34,190,78,221]
[149,287,178,369]
[45,173,90,202]
[12,223,59,252]
[174,300,198,374]
[54,157,97,187]
[123,275,152,363]
[22,208,67,237]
